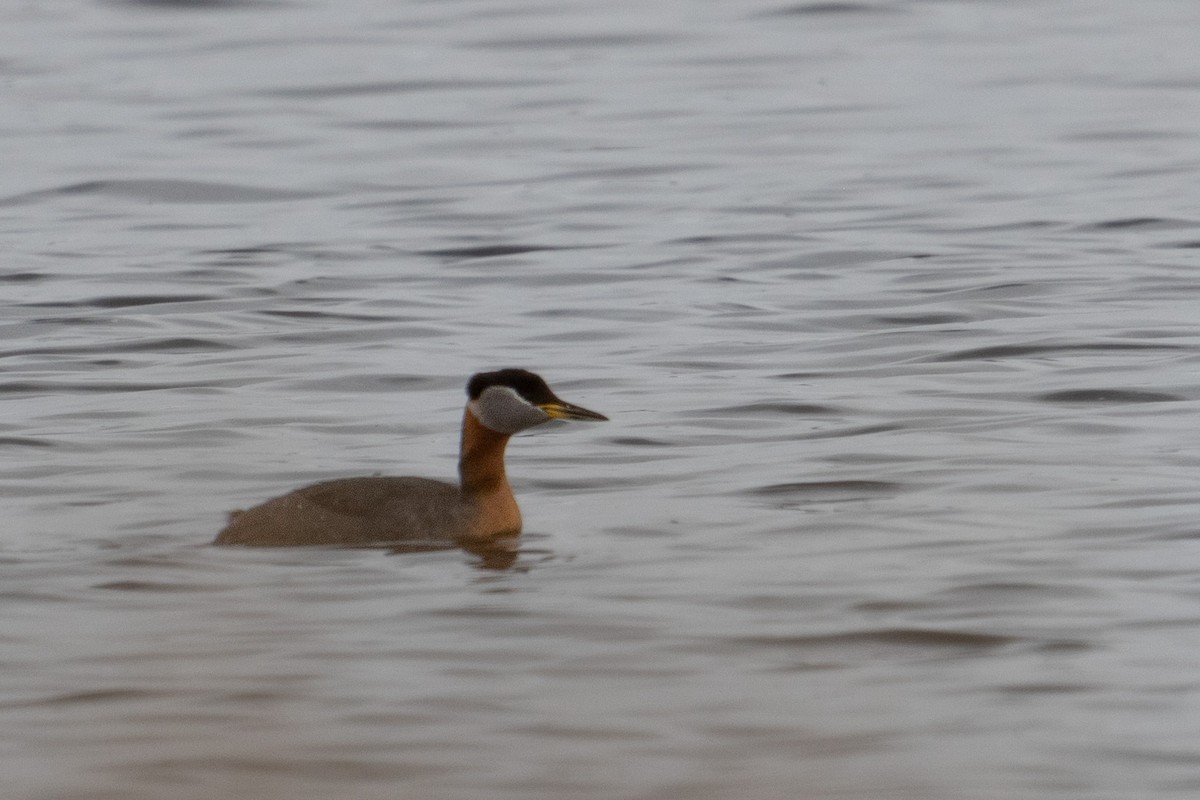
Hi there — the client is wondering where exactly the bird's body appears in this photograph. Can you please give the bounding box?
[217,477,470,547]
[215,369,605,547]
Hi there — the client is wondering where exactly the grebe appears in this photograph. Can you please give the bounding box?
[214,369,606,547]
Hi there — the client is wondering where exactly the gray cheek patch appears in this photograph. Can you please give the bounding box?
[473,386,550,434]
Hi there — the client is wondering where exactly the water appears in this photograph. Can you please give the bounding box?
[4,0,1200,797]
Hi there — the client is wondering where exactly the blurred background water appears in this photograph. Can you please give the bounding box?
[4,0,1200,798]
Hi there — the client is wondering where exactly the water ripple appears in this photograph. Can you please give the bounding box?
[1037,389,1184,404]
[5,2,1200,798]
[2,180,318,206]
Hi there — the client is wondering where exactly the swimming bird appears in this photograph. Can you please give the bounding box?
[214,369,607,547]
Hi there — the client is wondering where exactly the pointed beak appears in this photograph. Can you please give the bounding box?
[540,400,608,422]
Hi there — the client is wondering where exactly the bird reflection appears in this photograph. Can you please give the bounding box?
[383,536,525,571]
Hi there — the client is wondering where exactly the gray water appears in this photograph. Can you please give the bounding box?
[4,0,1200,797]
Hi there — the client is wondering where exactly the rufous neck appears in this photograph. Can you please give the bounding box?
[459,406,513,496]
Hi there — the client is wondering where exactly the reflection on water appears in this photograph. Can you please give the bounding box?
[5,0,1200,798]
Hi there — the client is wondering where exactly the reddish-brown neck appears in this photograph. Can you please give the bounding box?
[458,407,513,496]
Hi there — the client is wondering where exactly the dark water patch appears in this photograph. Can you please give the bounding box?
[340,118,476,132]
[270,328,445,347]
[731,628,1017,653]
[0,436,56,448]
[604,525,678,539]
[257,309,398,323]
[995,682,1095,695]
[609,436,678,448]
[131,222,251,234]
[697,402,841,417]
[0,587,78,603]
[854,598,937,612]
[100,554,207,569]
[92,580,207,593]
[262,79,538,100]
[470,33,679,51]
[529,476,645,492]
[773,371,824,380]
[760,2,900,17]
[373,374,440,389]
[874,312,970,326]
[19,688,160,708]
[1065,129,1189,143]
[1163,239,1200,249]
[823,451,913,466]
[429,605,532,620]
[417,243,588,261]
[1154,528,1200,541]
[934,581,1099,602]
[932,281,1040,300]
[1079,217,1196,232]
[525,305,678,323]
[0,380,216,395]
[199,245,298,267]
[25,294,215,310]
[1100,736,1200,776]
[698,725,891,757]
[746,480,903,501]
[3,337,233,358]
[136,755,444,781]
[1085,494,1200,512]
[1038,389,1183,404]
[546,164,709,183]
[1,180,317,206]
[669,232,806,246]
[0,272,47,283]
[931,341,1177,362]
[504,722,658,742]
[280,373,442,393]
[111,0,282,8]
[953,219,1064,233]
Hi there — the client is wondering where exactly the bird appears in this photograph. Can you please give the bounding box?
[214,368,607,547]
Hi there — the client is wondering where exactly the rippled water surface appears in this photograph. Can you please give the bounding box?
[5,1,1200,798]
